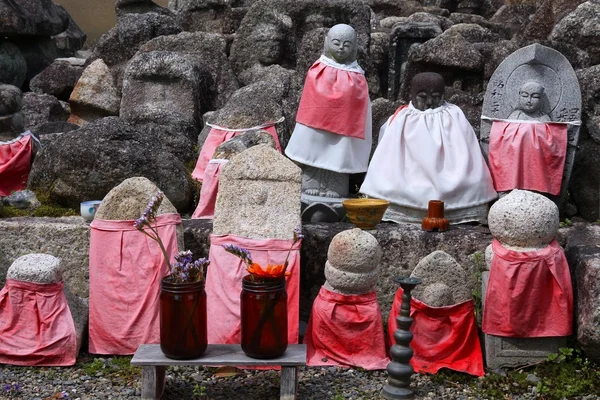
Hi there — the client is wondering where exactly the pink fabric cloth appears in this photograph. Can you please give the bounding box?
[0,133,32,196]
[0,279,76,366]
[192,125,282,182]
[192,160,226,220]
[482,239,573,337]
[88,213,181,355]
[388,288,484,377]
[296,60,369,139]
[488,121,567,195]
[304,287,390,370]
[206,234,300,345]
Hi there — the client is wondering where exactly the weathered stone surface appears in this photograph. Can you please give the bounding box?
[14,37,62,82]
[445,23,500,44]
[327,228,382,273]
[120,51,204,140]
[213,145,301,240]
[116,0,173,16]
[52,7,86,56]
[324,262,379,294]
[0,217,90,298]
[371,98,401,153]
[139,31,239,110]
[449,12,510,38]
[524,0,587,42]
[7,253,61,284]
[549,1,600,65]
[168,0,233,33]
[95,177,178,220]
[69,59,120,125]
[488,190,559,249]
[2,190,40,210]
[474,39,520,80]
[230,0,371,77]
[366,0,423,20]
[576,64,600,144]
[409,29,483,70]
[31,121,79,137]
[22,92,69,131]
[0,40,26,88]
[0,0,69,37]
[212,130,276,160]
[570,137,600,222]
[564,221,600,362]
[30,60,84,101]
[0,84,22,115]
[489,5,536,39]
[421,282,454,307]
[28,117,193,212]
[410,250,472,305]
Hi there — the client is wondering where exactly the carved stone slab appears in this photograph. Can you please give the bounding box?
[481,44,582,208]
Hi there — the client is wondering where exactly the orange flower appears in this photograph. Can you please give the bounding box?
[246,263,291,279]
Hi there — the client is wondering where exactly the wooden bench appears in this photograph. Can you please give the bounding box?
[131,344,307,400]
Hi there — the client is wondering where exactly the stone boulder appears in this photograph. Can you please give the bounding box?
[52,8,87,56]
[410,250,472,306]
[22,92,69,132]
[489,4,536,39]
[549,1,600,65]
[28,117,194,212]
[2,190,41,210]
[138,31,239,111]
[0,84,24,141]
[212,130,277,160]
[68,59,120,126]
[488,190,559,250]
[116,0,173,16]
[445,23,500,44]
[168,0,234,33]
[524,0,587,41]
[213,145,301,240]
[30,60,84,101]
[0,41,27,88]
[120,51,205,140]
[0,0,69,37]
[448,12,510,38]
[324,228,382,294]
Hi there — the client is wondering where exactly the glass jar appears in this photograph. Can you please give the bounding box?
[160,276,207,359]
[241,276,288,359]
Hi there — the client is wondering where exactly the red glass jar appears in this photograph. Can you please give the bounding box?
[160,276,207,359]
[241,276,288,359]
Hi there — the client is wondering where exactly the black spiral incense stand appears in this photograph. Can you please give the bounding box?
[382,276,421,400]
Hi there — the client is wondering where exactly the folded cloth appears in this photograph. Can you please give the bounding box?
[489,121,567,195]
[388,287,484,377]
[206,234,300,345]
[0,280,76,366]
[482,239,573,337]
[0,132,33,196]
[88,213,180,355]
[191,159,227,220]
[304,287,390,370]
[192,123,282,182]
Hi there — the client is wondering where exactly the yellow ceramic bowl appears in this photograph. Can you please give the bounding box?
[342,198,390,230]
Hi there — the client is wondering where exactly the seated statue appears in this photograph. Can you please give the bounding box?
[285,24,372,205]
[507,81,551,122]
[360,72,497,224]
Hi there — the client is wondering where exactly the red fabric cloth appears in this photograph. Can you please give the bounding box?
[295,60,369,139]
[482,239,573,338]
[388,288,484,377]
[191,160,226,220]
[304,287,390,370]
[88,213,181,355]
[0,280,76,366]
[0,133,32,196]
[488,121,567,195]
[206,234,300,345]
[192,125,281,182]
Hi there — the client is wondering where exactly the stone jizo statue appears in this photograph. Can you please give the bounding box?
[285,23,372,213]
[361,72,497,224]
[508,81,551,122]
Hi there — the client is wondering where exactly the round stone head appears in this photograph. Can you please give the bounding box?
[323,24,358,65]
[253,23,286,65]
[410,72,445,111]
[517,81,546,115]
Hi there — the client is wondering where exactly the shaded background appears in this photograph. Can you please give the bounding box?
[54,0,169,46]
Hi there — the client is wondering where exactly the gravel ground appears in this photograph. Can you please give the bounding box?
[1,352,599,400]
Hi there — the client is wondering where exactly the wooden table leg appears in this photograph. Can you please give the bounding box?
[141,366,166,400]
[280,366,298,400]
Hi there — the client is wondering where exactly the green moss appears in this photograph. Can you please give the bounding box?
[0,189,78,218]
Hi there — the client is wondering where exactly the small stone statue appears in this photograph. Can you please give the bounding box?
[507,81,551,122]
[285,24,372,218]
[361,72,497,224]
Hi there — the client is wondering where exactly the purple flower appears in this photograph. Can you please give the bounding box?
[293,227,304,241]
[223,244,253,265]
[61,391,68,398]
[133,191,164,230]
[13,384,20,392]
[3,384,11,392]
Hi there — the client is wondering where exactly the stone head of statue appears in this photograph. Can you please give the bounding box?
[410,72,445,111]
[516,81,546,115]
[253,23,287,66]
[323,24,358,65]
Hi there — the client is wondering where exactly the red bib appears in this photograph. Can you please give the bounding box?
[296,60,369,139]
[489,121,567,195]
[0,133,32,196]
[482,239,573,337]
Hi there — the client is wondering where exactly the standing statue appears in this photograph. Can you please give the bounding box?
[285,24,372,218]
[360,72,497,224]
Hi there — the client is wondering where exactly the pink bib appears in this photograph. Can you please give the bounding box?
[0,133,32,196]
